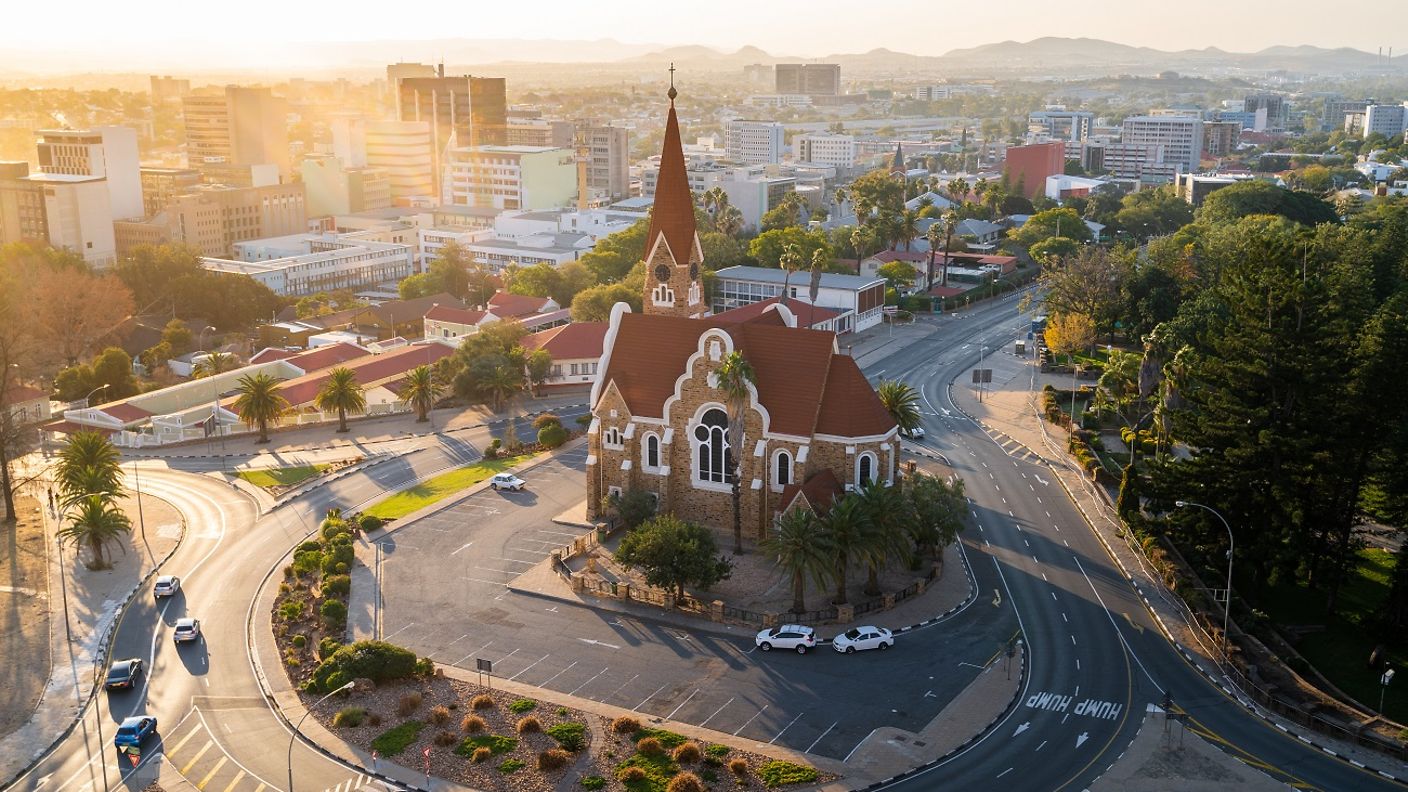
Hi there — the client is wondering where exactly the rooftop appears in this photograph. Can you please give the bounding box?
[713,265,884,291]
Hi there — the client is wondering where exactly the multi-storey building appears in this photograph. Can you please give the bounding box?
[36,126,144,220]
[794,133,856,168]
[640,160,727,196]
[1363,102,1408,141]
[140,167,202,215]
[397,71,507,193]
[442,145,576,211]
[18,173,116,268]
[1028,110,1094,142]
[1324,99,1370,131]
[1004,142,1066,198]
[0,162,49,247]
[182,86,290,179]
[1243,93,1289,130]
[150,75,191,104]
[202,230,413,296]
[774,63,840,96]
[576,123,631,200]
[1202,121,1241,156]
[300,155,391,217]
[724,120,784,165]
[1120,115,1203,174]
[334,119,436,203]
[113,182,306,258]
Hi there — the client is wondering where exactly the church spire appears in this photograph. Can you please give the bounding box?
[890,142,905,175]
[643,65,705,318]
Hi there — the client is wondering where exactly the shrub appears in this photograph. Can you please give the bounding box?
[556,706,570,716]
[705,744,730,758]
[471,746,492,763]
[498,758,525,774]
[369,720,424,756]
[434,729,456,747]
[335,562,348,574]
[367,712,381,727]
[580,776,606,791]
[508,697,537,714]
[298,539,322,553]
[672,742,702,764]
[284,651,301,667]
[667,772,706,792]
[319,599,348,629]
[533,413,562,429]
[617,766,647,783]
[538,423,569,449]
[546,721,587,752]
[292,549,322,576]
[471,694,495,710]
[278,600,305,621]
[516,716,542,734]
[537,748,572,771]
[461,713,487,732]
[291,634,307,648]
[414,657,435,676]
[429,705,450,725]
[318,637,341,659]
[728,758,749,777]
[320,574,351,597]
[358,514,383,533]
[307,640,418,693]
[701,769,718,783]
[397,692,422,716]
[455,733,518,757]
[283,565,294,579]
[633,728,687,748]
[610,715,641,734]
[758,760,817,788]
[321,543,354,575]
[332,707,364,727]
[636,736,663,755]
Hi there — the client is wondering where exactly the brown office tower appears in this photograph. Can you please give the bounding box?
[397,72,507,195]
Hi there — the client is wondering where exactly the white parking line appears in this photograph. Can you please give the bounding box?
[665,689,701,720]
[634,683,669,711]
[603,673,640,702]
[733,705,769,736]
[537,660,578,687]
[464,575,511,586]
[806,721,839,753]
[569,666,610,695]
[769,712,804,744]
[491,557,538,565]
[699,697,735,727]
[472,566,521,575]
[509,653,549,680]
[382,622,416,642]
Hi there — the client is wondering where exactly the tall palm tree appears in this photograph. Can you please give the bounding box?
[815,495,870,606]
[856,482,914,596]
[59,494,132,569]
[233,372,289,444]
[850,227,867,266]
[717,205,745,238]
[876,380,921,434]
[479,362,522,412]
[808,248,826,303]
[762,509,833,614]
[897,209,920,251]
[715,351,756,555]
[778,243,803,305]
[56,431,122,499]
[315,366,365,433]
[192,351,238,379]
[833,187,849,220]
[925,222,943,292]
[940,209,959,288]
[401,365,441,423]
[947,177,970,207]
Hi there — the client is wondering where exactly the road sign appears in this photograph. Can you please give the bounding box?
[476,658,493,673]
[972,369,992,383]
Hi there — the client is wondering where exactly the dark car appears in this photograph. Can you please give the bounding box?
[113,715,157,752]
[104,658,143,690]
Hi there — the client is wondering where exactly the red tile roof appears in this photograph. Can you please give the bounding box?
[285,342,368,374]
[929,285,969,298]
[713,297,844,329]
[599,311,894,440]
[523,322,608,360]
[2,384,45,405]
[488,292,553,319]
[249,348,298,364]
[266,343,455,409]
[778,469,845,516]
[644,98,698,265]
[425,304,491,325]
[41,419,114,436]
[99,403,153,424]
[869,250,929,264]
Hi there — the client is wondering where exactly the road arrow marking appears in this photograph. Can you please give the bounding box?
[35,775,53,790]
[1013,722,1031,736]
[451,541,475,555]
[577,638,621,649]
[1034,475,1049,486]
[992,588,1002,607]
[1076,732,1089,748]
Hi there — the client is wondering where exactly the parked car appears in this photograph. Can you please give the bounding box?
[104,658,143,690]
[113,715,156,752]
[489,473,527,491]
[901,426,926,439]
[754,625,816,654]
[832,626,894,653]
[153,575,180,598]
[173,617,201,643]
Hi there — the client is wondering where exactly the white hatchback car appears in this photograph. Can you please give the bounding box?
[153,575,180,599]
[489,473,526,491]
[832,625,894,653]
[173,618,201,644]
[754,625,817,654]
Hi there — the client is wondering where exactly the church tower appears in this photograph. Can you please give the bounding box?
[642,68,706,319]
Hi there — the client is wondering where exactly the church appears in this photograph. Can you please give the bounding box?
[584,82,899,542]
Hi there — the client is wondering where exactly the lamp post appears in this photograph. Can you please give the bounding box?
[1175,500,1234,653]
[83,383,111,409]
[1381,667,1395,716]
[288,681,355,792]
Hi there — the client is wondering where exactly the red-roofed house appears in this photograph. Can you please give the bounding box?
[3,384,50,426]
[523,323,609,389]
[585,89,898,544]
[711,296,846,332]
[424,305,499,342]
[487,292,560,321]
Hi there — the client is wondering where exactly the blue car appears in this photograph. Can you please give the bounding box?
[113,716,157,751]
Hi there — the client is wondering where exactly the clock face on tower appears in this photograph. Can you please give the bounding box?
[654,264,671,282]
[689,263,699,280]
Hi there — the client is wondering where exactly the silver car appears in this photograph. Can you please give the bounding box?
[754,625,816,654]
[832,625,893,653]
[173,618,201,643]
[153,575,180,598]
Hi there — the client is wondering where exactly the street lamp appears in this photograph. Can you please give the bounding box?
[288,680,355,792]
[1175,500,1234,654]
[1381,667,1395,716]
[83,383,111,408]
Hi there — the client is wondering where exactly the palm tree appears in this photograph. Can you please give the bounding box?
[808,248,826,303]
[925,222,943,292]
[850,227,867,266]
[833,187,849,220]
[940,209,959,288]
[479,362,522,412]
[315,366,365,433]
[947,177,970,207]
[715,351,756,555]
[59,494,132,569]
[717,205,745,237]
[192,351,238,379]
[897,209,920,251]
[856,483,914,596]
[401,365,441,423]
[973,177,991,204]
[762,509,833,614]
[56,431,122,499]
[815,495,870,605]
[233,372,289,444]
[876,380,921,434]
[778,243,803,305]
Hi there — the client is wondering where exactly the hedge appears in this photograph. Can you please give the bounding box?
[307,640,418,692]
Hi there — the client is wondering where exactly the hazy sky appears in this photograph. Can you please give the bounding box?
[3,0,1404,61]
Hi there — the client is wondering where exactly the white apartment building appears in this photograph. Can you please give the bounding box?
[24,173,116,268]
[1028,110,1094,142]
[202,231,413,296]
[1363,103,1408,141]
[743,95,813,108]
[333,118,436,202]
[794,133,856,168]
[725,120,784,165]
[442,145,577,211]
[914,84,994,101]
[464,232,592,273]
[640,160,727,196]
[36,126,143,220]
[1120,116,1203,175]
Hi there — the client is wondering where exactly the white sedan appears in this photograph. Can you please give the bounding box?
[489,473,527,491]
[153,575,180,599]
[832,625,894,653]
[173,618,201,644]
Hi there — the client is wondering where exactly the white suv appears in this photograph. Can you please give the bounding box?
[754,625,817,654]
[489,473,526,491]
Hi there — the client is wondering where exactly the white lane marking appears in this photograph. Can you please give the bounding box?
[1062,613,1068,623]
[382,622,416,642]
[665,689,701,720]
[450,541,475,555]
[634,683,669,711]
[733,704,769,735]
[509,653,550,680]
[769,712,805,745]
[806,721,839,753]
[603,673,640,703]
[537,660,578,687]
[569,666,610,695]
[1072,555,1162,688]
[996,768,1013,778]
[700,697,735,728]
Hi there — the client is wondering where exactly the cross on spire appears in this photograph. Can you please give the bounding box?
[668,62,677,101]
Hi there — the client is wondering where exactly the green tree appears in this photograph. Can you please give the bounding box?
[570,283,640,322]
[1195,180,1338,227]
[56,431,123,501]
[876,380,920,433]
[161,319,192,354]
[614,514,732,599]
[815,495,870,605]
[233,372,289,444]
[1038,247,1129,341]
[1114,186,1193,241]
[400,365,441,423]
[856,483,914,596]
[1027,236,1080,265]
[760,193,805,231]
[192,351,238,379]
[876,261,916,292]
[524,348,553,398]
[476,359,522,412]
[716,351,756,555]
[315,366,365,433]
[508,262,561,299]
[747,228,833,270]
[904,473,966,566]
[1044,312,1096,361]
[1010,208,1092,247]
[59,494,132,570]
[761,509,833,614]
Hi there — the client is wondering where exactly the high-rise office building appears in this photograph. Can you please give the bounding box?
[331,118,436,203]
[397,71,508,194]
[140,167,203,215]
[1120,115,1203,175]
[1363,102,1408,141]
[1243,93,1289,130]
[575,122,630,200]
[300,155,391,216]
[1004,142,1066,198]
[0,162,48,247]
[442,145,576,211]
[36,126,144,219]
[112,182,306,257]
[150,75,191,104]
[774,64,841,96]
[0,170,117,268]
[182,86,291,180]
[1202,121,1241,156]
[1028,110,1095,142]
[794,133,856,168]
[725,120,784,165]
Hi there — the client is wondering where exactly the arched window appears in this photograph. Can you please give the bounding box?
[652,283,675,306]
[857,452,876,488]
[602,426,623,449]
[644,433,660,469]
[774,450,792,488]
[694,408,731,484]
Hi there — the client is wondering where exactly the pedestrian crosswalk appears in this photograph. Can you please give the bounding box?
[161,714,382,792]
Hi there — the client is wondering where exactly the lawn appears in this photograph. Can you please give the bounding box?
[236,464,330,489]
[362,455,533,520]
[1246,547,1407,723]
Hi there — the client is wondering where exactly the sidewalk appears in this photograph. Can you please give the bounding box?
[0,486,185,786]
[947,348,1408,781]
